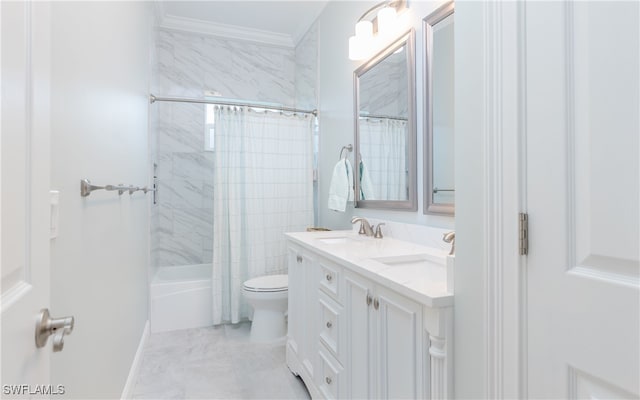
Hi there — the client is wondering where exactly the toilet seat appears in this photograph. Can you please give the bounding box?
[243,274,288,293]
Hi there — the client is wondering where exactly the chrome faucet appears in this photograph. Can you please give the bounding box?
[443,231,455,256]
[374,223,385,239]
[351,216,374,237]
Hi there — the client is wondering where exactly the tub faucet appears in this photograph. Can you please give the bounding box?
[443,231,455,256]
[351,216,374,236]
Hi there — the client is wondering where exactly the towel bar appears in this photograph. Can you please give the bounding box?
[339,144,353,160]
[80,179,155,197]
[433,187,455,193]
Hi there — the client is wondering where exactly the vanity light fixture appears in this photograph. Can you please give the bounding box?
[348,0,408,61]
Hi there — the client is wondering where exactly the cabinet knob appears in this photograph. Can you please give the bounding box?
[373,298,379,310]
[366,294,372,306]
[325,274,332,282]
[325,376,332,385]
[326,321,332,329]
[296,255,303,263]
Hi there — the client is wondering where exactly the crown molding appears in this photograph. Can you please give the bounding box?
[157,12,295,48]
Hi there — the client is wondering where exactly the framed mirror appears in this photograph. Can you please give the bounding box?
[424,2,455,215]
[353,29,417,211]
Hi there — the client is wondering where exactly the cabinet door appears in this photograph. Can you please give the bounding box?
[375,285,424,399]
[303,253,319,377]
[343,270,374,399]
[287,246,318,378]
[287,247,304,357]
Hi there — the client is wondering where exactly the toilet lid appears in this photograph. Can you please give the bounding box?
[243,274,288,292]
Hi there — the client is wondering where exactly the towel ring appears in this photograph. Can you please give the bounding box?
[339,144,353,160]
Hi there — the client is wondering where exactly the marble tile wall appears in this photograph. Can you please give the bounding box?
[359,52,408,117]
[295,22,319,224]
[295,22,318,110]
[151,26,319,268]
[152,101,215,267]
[153,28,296,104]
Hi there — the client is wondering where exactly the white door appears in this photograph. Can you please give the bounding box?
[526,1,639,398]
[1,0,53,389]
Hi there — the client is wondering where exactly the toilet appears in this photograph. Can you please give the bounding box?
[242,274,288,343]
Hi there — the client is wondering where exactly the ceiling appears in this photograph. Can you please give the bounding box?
[157,1,330,47]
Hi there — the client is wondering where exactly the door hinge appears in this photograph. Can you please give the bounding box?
[519,212,528,255]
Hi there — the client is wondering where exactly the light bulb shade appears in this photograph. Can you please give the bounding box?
[377,6,396,36]
[355,20,373,39]
[349,35,368,60]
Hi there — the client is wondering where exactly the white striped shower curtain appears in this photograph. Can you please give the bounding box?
[212,106,314,324]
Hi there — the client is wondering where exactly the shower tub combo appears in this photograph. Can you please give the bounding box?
[150,264,212,333]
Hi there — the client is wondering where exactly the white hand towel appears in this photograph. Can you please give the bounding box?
[359,159,376,200]
[346,158,354,202]
[328,158,354,212]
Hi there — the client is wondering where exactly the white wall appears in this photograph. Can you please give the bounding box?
[49,2,152,398]
[315,1,454,230]
[453,1,489,398]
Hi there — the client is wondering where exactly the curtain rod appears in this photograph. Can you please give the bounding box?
[359,114,408,122]
[149,94,317,116]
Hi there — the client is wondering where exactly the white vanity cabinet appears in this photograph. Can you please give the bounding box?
[286,232,453,400]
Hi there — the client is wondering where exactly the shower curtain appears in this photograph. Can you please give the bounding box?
[212,106,314,325]
[358,118,407,200]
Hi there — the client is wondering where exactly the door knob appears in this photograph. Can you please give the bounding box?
[35,308,74,352]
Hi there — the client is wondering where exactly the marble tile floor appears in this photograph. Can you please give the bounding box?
[132,322,311,399]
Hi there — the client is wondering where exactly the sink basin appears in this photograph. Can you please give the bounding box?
[371,253,445,269]
[370,254,448,294]
[317,236,350,244]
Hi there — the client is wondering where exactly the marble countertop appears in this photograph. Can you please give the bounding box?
[285,230,454,308]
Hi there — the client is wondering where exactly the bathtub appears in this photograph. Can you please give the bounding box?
[150,264,213,333]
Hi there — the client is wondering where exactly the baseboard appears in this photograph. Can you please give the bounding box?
[121,320,150,400]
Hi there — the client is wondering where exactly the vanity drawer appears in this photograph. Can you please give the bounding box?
[318,291,341,358]
[317,346,342,400]
[318,257,340,300]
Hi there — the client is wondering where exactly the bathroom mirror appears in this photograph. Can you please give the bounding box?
[354,29,417,211]
[424,2,455,215]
